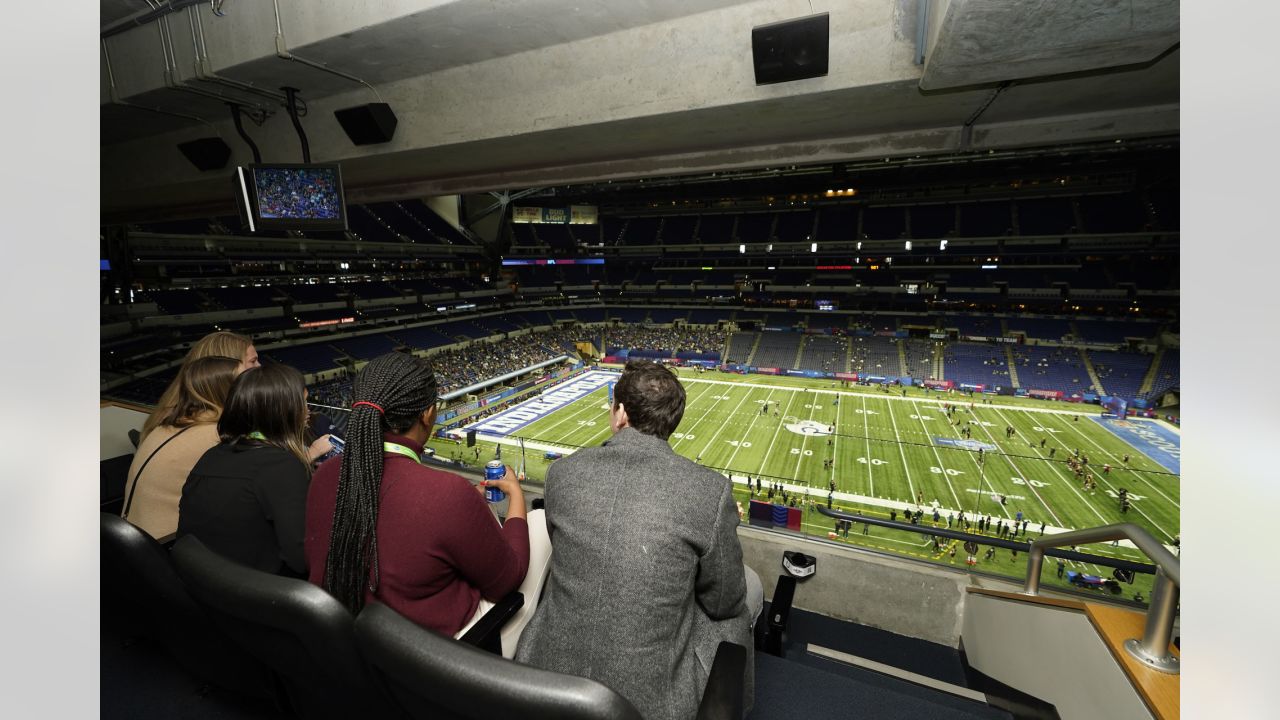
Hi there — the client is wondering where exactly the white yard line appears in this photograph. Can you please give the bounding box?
[907,400,964,510]
[829,395,842,490]
[693,384,758,460]
[760,392,802,482]
[724,388,777,472]
[882,396,918,503]
[969,410,1063,527]
[861,396,874,497]
[668,382,719,450]
[937,407,1015,522]
[684,374,1153,426]
[791,393,819,481]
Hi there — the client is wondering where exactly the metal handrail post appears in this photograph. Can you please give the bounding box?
[1124,567,1179,673]
[1024,543,1045,595]
[1022,522,1179,674]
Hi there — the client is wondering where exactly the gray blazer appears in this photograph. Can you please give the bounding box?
[514,426,753,720]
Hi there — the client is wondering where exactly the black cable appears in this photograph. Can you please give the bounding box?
[228,104,261,164]
[281,86,310,163]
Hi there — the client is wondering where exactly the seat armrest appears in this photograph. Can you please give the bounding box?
[696,641,746,720]
[458,591,524,655]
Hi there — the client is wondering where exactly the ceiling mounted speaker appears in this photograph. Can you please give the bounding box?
[177,137,231,171]
[334,102,398,145]
[752,13,830,85]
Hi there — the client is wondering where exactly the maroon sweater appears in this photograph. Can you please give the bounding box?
[305,434,529,636]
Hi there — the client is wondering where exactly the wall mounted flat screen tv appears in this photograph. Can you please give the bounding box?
[235,163,348,232]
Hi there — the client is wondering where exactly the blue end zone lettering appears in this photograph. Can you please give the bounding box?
[933,437,997,452]
[465,370,619,437]
[1090,417,1181,474]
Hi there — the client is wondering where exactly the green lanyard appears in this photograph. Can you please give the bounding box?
[247,431,266,441]
[383,442,422,465]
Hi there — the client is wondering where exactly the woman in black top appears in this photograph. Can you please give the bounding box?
[178,363,312,576]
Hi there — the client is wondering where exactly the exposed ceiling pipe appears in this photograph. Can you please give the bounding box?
[132,1,275,113]
[102,0,206,39]
[102,38,222,135]
[189,7,288,107]
[270,0,384,103]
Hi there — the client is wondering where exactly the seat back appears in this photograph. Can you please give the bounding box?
[354,602,645,720]
[99,513,274,700]
[170,535,396,720]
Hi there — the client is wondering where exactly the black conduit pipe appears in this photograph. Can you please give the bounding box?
[281,86,310,163]
[228,105,262,164]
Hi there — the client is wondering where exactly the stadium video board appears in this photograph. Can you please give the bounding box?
[234,163,348,233]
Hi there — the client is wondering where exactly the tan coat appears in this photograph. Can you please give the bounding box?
[122,423,220,541]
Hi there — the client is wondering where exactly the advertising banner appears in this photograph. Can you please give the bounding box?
[512,206,541,223]
[834,372,859,380]
[1026,389,1065,400]
[923,379,954,390]
[569,205,598,224]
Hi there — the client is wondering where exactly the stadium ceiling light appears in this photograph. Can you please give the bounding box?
[740,244,746,254]
[856,241,862,250]
[905,241,912,251]
[940,239,948,251]
[810,242,817,252]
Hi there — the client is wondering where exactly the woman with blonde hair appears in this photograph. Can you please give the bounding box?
[122,355,241,541]
[141,331,259,439]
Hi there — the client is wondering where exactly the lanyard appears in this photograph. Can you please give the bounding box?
[247,431,266,441]
[384,442,422,464]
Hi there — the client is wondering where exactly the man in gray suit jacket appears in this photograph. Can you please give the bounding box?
[515,361,756,720]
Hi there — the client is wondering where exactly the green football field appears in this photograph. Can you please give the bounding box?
[427,368,1180,601]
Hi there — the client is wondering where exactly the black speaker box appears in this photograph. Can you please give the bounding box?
[751,13,829,85]
[333,103,398,145]
[466,429,477,447]
[177,137,231,171]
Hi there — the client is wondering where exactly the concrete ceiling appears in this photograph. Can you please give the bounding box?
[100,0,1179,223]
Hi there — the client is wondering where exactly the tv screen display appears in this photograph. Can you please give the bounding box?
[235,163,348,232]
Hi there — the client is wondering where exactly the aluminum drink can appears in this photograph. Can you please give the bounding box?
[484,460,505,503]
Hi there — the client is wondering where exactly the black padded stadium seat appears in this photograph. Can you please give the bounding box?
[355,603,748,720]
[354,601,644,720]
[99,513,276,702]
[170,535,399,720]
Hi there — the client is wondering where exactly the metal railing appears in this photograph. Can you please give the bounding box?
[1024,523,1179,674]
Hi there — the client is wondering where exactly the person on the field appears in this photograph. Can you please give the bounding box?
[515,361,759,719]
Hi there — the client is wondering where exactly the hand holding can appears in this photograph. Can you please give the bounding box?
[483,460,507,503]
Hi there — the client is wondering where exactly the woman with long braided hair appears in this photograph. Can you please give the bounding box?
[305,351,532,642]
